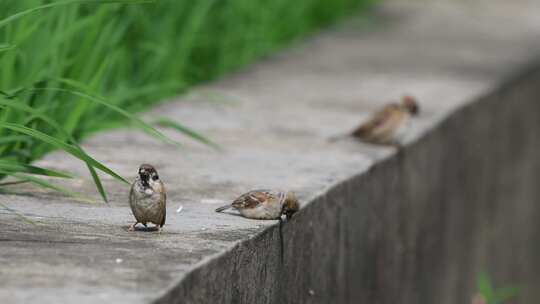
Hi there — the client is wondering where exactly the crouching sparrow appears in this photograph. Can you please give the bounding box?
[215,190,299,220]
[332,95,420,146]
[128,164,166,232]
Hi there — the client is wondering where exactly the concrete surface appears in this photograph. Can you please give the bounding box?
[1,0,540,303]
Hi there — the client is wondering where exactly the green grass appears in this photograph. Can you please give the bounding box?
[0,0,373,202]
[476,272,519,304]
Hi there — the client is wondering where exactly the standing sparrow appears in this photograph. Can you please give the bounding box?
[128,164,166,232]
[332,95,420,146]
[215,190,299,220]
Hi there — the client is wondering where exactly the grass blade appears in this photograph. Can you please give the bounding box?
[0,170,93,203]
[0,135,32,145]
[26,87,182,147]
[477,272,494,300]
[0,181,30,186]
[0,97,111,203]
[494,286,519,303]
[0,160,73,178]
[0,122,129,184]
[86,164,109,205]
[0,0,155,29]
[154,117,221,150]
[0,43,16,52]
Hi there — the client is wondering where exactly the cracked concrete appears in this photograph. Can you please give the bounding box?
[1,0,540,303]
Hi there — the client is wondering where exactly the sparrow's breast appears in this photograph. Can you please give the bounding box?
[130,184,164,221]
[133,191,161,209]
[239,200,282,220]
[391,114,412,143]
[371,112,409,143]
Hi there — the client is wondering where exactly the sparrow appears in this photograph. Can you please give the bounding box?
[215,190,299,220]
[128,164,166,232]
[332,95,420,146]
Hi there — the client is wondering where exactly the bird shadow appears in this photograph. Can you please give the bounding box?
[127,225,160,232]
[216,211,287,222]
[216,210,244,218]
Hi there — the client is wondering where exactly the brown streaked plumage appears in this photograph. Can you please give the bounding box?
[345,95,420,146]
[128,164,166,232]
[215,190,299,220]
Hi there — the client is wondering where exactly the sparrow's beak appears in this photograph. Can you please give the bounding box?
[286,211,295,220]
[139,171,150,186]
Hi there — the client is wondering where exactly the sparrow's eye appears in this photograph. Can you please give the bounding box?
[152,175,159,181]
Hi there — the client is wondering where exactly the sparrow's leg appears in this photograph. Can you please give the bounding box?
[128,222,138,231]
[278,217,284,263]
[393,142,406,158]
[156,225,162,233]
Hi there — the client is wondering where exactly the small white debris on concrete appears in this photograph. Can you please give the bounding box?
[308,289,315,296]
[176,205,184,213]
[201,228,207,231]
[115,258,123,264]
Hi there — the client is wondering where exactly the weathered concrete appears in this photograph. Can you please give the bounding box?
[1,0,540,303]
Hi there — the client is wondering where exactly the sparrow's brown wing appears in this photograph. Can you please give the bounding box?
[232,190,272,209]
[158,182,166,227]
[129,183,135,208]
[128,182,139,220]
[351,104,399,138]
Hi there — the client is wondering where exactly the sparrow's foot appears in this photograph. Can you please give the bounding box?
[128,223,137,231]
[156,225,162,233]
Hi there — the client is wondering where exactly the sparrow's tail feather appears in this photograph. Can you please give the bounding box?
[215,205,232,213]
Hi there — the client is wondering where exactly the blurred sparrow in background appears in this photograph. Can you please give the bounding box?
[128,164,167,232]
[215,190,299,220]
[331,95,420,146]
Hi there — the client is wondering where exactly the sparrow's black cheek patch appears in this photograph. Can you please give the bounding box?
[152,175,159,181]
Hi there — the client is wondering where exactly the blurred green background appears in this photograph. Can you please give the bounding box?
[0,0,373,200]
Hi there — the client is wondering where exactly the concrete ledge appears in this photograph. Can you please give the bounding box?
[2,0,540,303]
[156,67,540,304]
